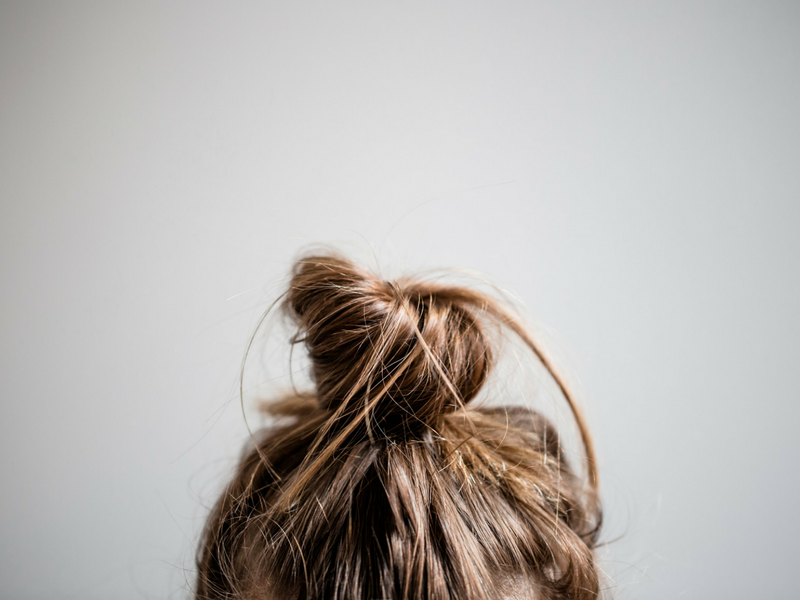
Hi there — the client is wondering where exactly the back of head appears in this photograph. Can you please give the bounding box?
[196,253,602,600]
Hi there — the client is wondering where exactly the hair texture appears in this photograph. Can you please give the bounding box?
[196,253,602,600]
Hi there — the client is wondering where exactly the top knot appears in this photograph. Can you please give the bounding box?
[286,254,492,436]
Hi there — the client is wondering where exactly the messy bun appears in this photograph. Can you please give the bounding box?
[287,255,491,433]
[197,253,602,600]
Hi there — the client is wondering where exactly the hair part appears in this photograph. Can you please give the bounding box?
[196,253,602,600]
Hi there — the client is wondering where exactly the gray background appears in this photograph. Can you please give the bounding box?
[1,2,798,599]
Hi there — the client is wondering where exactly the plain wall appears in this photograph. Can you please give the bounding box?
[1,2,798,598]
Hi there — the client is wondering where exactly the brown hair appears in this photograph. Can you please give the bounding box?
[196,253,602,600]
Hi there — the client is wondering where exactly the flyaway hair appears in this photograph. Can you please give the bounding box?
[196,253,602,600]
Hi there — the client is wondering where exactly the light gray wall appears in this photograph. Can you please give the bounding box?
[1,2,798,598]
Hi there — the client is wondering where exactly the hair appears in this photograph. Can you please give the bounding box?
[196,252,603,600]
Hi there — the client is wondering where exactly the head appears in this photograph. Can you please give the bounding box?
[196,253,602,600]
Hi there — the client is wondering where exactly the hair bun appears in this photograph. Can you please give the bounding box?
[286,254,491,435]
